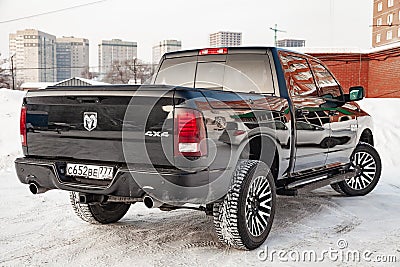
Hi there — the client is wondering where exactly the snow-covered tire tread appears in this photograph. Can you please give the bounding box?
[330,182,346,195]
[69,192,131,224]
[70,192,100,224]
[213,160,275,250]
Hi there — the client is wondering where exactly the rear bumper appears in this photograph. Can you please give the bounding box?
[14,157,226,205]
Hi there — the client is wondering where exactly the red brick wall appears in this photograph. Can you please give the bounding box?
[309,48,400,98]
[367,50,400,97]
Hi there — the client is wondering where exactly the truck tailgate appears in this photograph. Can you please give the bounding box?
[24,86,175,166]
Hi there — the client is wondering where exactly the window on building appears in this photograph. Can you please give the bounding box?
[387,30,393,40]
[388,0,394,7]
[377,18,383,26]
[388,14,394,25]
[377,33,381,43]
[378,2,383,11]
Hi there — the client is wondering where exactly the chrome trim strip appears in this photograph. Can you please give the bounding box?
[26,90,173,98]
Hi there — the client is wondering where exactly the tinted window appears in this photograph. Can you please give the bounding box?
[310,60,342,99]
[154,53,275,94]
[224,54,274,94]
[279,52,317,97]
[154,57,196,87]
[195,62,225,89]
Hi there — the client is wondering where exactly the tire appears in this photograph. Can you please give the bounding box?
[331,144,382,196]
[330,182,345,195]
[69,192,131,224]
[213,160,276,250]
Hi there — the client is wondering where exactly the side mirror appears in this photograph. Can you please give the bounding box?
[346,86,365,102]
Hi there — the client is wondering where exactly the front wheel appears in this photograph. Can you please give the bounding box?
[213,160,276,250]
[70,192,131,224]
[331,144,382,196]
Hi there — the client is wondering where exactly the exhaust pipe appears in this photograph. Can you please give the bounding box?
[29,183,49,194]
[143,195,164,209]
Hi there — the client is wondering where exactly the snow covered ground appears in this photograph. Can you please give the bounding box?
[0,89,399,266]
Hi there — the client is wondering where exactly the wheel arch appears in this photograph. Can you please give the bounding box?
[359,128,374,146]
[238,134,280,181]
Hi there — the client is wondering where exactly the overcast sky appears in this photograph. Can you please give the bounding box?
[0,0,373,67]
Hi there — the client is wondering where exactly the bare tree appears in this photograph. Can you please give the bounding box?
[103,59,154,84]
[81,66,95,79]
[0,66,11,89]
[16,79,24,90]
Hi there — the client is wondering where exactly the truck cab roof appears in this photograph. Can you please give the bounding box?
[162,46,310,59]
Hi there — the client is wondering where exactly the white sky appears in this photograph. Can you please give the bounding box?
[0,0,373,67]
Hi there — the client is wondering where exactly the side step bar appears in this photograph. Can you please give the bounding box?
[277,170,356,196]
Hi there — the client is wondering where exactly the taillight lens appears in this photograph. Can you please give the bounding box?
[20,106,27,146]
[174,108,207,157]
[198,48,228,55]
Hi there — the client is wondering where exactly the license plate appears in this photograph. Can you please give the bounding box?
[66,163,114,180]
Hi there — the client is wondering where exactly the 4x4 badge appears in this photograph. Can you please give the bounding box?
[145,131,169,137]
[83,112,97,131]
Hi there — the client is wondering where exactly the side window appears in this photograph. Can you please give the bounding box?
[279,52,317,97]
[309,60,343,100]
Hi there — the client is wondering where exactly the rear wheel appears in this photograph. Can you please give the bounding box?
[213,160,276,250]
[70,192,131,224]
[331,144,381,196]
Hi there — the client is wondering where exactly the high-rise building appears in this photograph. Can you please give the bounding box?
[209,31,242,47]
[9,29,56,82]
[152,40,182,64]
[98,39,137,75]
[372,0,400,47]
[56,37,89,81]
[277,39,306,48]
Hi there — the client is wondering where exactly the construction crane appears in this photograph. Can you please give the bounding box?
[269,24,286,47]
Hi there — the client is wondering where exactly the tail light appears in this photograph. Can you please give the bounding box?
[199,48,228,55]
[20,106,27,146]
[174,108,207,157]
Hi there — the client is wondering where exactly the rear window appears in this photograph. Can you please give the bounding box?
[154,54,275,94]
[195,62,225,89]
[153,57,196,87]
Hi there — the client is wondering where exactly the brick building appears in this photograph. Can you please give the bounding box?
[308,45,400,98]
[300,1,400,98]
[372,0,400,47]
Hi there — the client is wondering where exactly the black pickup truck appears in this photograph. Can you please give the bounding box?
[15,47,381,250]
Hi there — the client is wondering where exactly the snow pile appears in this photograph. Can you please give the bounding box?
[0,89,25,170]
[359,99,400,170]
